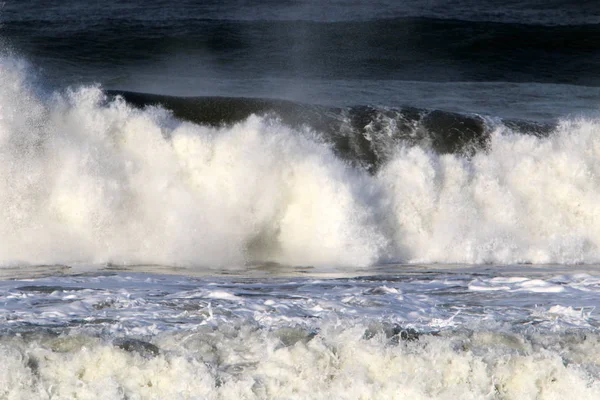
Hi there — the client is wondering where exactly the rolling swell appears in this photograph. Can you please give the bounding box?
[106,90,554,171]
[4,17,600,85]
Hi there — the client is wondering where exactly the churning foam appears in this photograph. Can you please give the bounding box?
[1,57,600,267]
[2,326,600,399]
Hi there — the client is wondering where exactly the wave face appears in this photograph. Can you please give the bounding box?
[1,58,600,267]
[107,90,554,172]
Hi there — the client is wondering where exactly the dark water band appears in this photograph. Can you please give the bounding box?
[107,90,554,172]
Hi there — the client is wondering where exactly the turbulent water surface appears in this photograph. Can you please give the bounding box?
[1,1,600,399]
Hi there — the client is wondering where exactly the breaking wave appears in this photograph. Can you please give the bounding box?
[1,57,599,267]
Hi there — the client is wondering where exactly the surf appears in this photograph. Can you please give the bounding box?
[0,57,599,268]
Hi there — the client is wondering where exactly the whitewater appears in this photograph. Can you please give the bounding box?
[2,266,600,399]
[2,52,600,399]
[1,57,600,268]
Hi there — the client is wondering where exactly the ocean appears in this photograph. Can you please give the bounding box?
[1,1,600,398]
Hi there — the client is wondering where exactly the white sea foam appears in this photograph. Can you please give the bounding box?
[1,268,600,399]
[380,119,600,264]
[1,56,600,267]
[1,325,600,400]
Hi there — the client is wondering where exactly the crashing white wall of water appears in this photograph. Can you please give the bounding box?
[0,57,386,267]
[1,56,600,267]
[379,119,600,264]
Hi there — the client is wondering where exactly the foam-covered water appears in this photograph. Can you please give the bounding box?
[3,324,600,399]
[1,57,600,268]
[1,266,600,399]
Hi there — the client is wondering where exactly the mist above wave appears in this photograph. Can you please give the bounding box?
[1,57,600,267]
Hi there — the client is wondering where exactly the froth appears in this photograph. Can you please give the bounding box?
[2,327,600,399]
[1,57,600,267]
[380,119,600,264]
[0,58,385,267]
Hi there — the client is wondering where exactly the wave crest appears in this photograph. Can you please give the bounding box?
[0,59,599,267]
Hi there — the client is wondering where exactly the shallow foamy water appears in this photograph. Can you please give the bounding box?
[1,264,599,399]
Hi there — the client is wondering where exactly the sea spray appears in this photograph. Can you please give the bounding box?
[379,120,600,264]
[1,57,600,267]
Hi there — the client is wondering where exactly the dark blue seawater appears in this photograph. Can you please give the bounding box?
[3,0,600,120]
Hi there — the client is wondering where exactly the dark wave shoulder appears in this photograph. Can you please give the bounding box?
[106,90,554,172]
